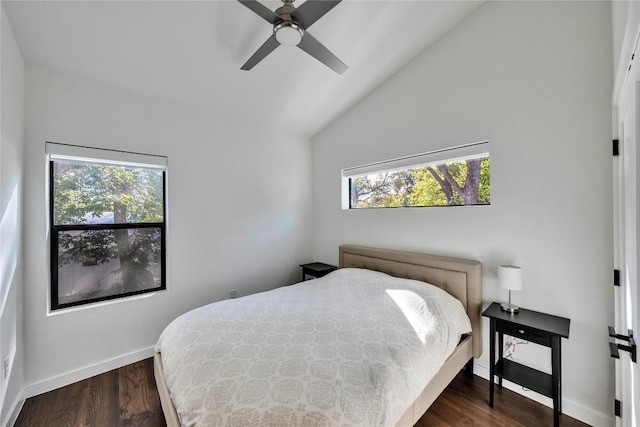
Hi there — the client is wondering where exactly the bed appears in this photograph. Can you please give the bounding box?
[154,244,482,426]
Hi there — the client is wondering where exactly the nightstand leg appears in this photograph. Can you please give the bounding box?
[489,319,496,407]
[551,336,561,427]
[497,332,503,389]
[558,340,562,413]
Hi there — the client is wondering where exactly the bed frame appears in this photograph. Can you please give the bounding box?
[154,244,482,427]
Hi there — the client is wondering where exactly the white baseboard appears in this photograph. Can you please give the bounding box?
[24,346,155,399]
[474,362,613,427]
[1,388,25,427]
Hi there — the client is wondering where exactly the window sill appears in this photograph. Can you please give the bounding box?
[47,289,167,316]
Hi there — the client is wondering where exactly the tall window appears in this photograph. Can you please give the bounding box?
[48,142,167,311]
[343,141,490,209]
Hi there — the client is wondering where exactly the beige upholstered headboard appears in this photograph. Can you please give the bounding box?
[339,245,483,358]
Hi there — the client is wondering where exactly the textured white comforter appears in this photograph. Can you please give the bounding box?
[155,268,471,427]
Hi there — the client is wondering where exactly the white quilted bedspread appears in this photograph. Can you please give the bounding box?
[155,268,471,427]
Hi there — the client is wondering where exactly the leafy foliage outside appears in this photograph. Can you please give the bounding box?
[350,156,490,208]
[53,161,163,225]
[52,160,164,306]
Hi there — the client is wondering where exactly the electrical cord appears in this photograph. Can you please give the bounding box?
[503,338,529,359]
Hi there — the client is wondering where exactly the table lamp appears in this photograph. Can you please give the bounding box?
[499,265,522,313]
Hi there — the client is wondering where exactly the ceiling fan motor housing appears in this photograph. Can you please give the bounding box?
[273,1,304,46]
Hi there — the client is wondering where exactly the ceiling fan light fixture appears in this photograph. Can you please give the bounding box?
[274,21,304,46]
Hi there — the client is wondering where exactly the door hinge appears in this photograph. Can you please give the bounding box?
[614,269,620,286]
[609,327,637,363]
[613,139,620,156]
[615,399,621,417]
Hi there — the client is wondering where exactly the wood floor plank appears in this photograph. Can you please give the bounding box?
[119,360,164,427]
[81,368,119,426]
[15,358,589,427]
[141,356,166,427]
[49,379,88,426]
[14,387,59,426]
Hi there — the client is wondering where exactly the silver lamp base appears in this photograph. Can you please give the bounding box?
[501,303,520,313]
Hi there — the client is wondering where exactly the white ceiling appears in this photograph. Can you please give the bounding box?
[3,0,483,137]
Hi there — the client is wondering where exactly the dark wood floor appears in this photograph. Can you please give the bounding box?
[416,371,589,427]
[15,358,165,427]
[15,358,589,427]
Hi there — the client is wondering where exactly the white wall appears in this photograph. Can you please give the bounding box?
[312,1,613,425]
[0,4,25,426]
[612,0,630,75]
[22,66,312,395]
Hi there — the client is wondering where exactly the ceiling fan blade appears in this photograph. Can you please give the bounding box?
[237,0,280,24]
[292,0,342,29]
[241,35,280,70]
[297,32,347,74]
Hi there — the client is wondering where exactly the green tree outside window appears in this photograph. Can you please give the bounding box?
[350,156,490,208]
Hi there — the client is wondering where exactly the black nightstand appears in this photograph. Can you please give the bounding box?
[300,262,337,281]
[482,302,570,427]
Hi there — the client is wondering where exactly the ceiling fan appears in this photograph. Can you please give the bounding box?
[238,0,348,74]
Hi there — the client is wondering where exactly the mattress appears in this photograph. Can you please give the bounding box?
[154,268,472,427]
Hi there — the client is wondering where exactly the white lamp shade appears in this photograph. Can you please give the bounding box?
[498,265,523,291]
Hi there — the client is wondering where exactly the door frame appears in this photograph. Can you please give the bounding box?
[613,3,640,425]
[614,79,638,427]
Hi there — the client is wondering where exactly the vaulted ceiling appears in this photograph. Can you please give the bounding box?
[3,0,483,137]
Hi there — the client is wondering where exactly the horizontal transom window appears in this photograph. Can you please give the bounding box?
[342,141,490,209]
